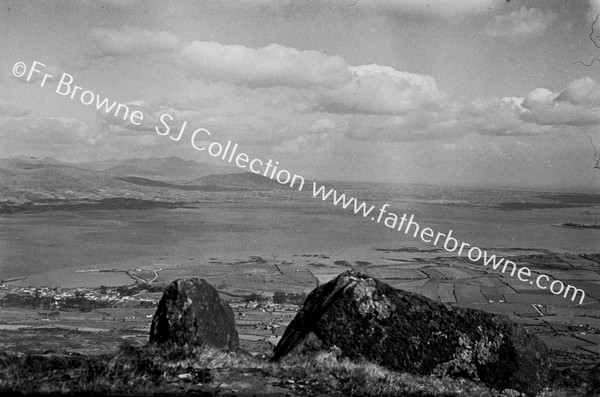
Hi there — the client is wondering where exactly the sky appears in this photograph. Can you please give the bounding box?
[2,0,600,192]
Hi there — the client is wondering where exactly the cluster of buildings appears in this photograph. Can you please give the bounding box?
[0,283,158,310]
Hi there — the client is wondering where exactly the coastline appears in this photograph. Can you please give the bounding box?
[550,223,600,230]
[1,249,600,377]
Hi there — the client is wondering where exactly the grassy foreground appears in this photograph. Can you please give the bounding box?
[0,343,595,396]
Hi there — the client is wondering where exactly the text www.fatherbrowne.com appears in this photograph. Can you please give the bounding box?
[14,60,587,305]
[311,184,586,304]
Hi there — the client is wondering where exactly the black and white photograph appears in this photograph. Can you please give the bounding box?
[1,0,600,395]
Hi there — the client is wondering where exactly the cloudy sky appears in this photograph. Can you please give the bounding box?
[2,0,600,192]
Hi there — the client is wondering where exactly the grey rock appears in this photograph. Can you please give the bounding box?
[272,270,551,396]
[149,278,238,350]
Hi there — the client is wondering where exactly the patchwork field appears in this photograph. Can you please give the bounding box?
[1,249,599,371]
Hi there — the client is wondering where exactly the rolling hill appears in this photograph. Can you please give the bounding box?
[191,172,289,189]
[99,156,239,181]
[0,157,291,212]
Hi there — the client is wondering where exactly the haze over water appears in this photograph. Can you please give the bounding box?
[1,183,598,281]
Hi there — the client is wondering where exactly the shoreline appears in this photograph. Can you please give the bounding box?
[550,223,600,230]
[1,250,600,373]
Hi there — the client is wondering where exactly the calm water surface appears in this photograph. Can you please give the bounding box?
[1,184,599,279]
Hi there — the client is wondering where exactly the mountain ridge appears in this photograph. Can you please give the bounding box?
[0,157,288,211]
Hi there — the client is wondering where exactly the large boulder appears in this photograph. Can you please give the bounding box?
[272,270,550,395]
[149,278,238,351]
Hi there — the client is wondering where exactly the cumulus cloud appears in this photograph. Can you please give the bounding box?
[341,97,555,142]
[91,25,181,57]
[93,86,311,147]
[179,42,350,88]
[484,6,556,38]
[317,64,449,115]
[89,73,600,149]
[86,29,600,146]
[555,77,600,106]
[0,114,172,161]
[455,99,552,136]
[174,40,541,141]
[434,81,600,137]
[179,41,449,117]
[518,78,600,127]
[336,79,600,142]
[524,88,558,105]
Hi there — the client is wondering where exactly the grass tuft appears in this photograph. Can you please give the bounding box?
[0,344,591,396]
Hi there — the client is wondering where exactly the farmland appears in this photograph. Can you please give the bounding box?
[0,249,599,370]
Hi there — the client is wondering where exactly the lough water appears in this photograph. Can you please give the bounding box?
[1,183,599,280]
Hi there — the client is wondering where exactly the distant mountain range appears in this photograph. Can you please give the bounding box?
[11,156,239,181]
[0,156,289,211]
[98,156,240,180]
[185,172,287,189]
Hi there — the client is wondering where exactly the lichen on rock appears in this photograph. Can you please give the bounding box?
[272,270,551,396]
[347,277,396,320]
[149,278,239,351]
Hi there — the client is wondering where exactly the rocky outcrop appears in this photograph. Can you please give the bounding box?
[272,270,550,396]
[149,278,238,351]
